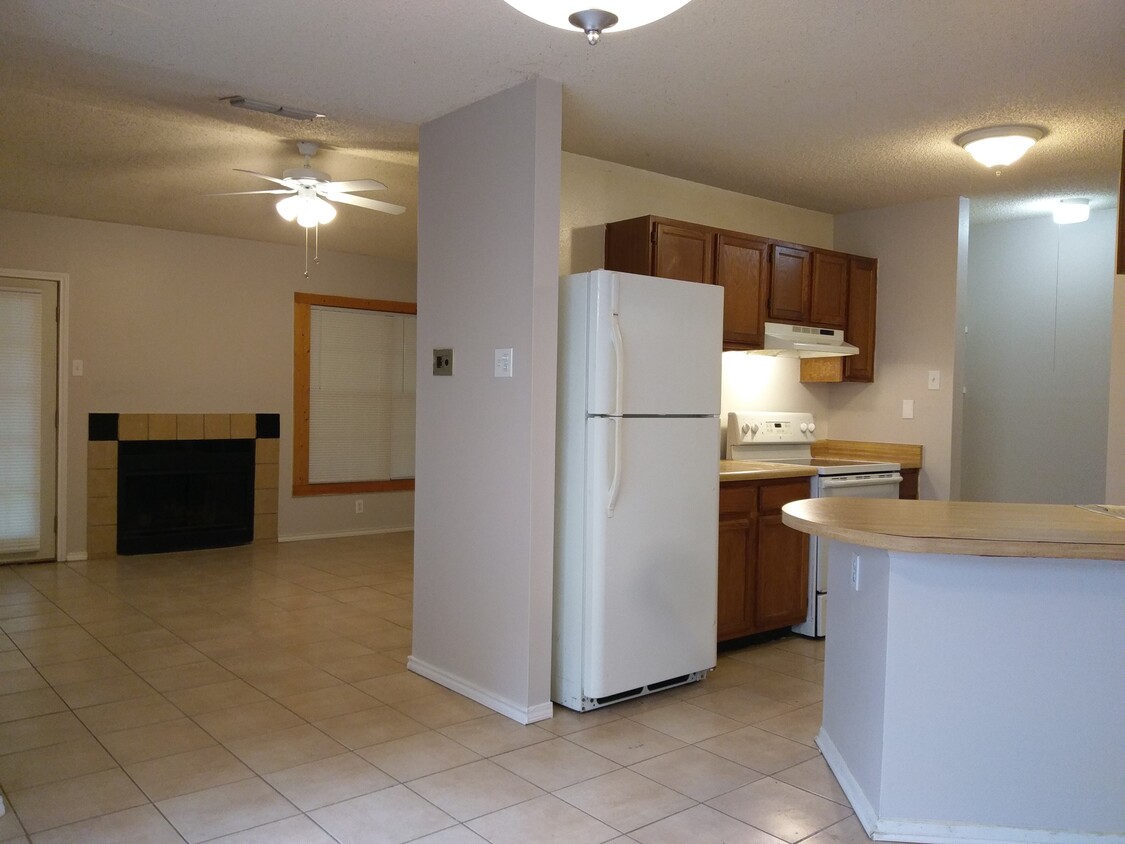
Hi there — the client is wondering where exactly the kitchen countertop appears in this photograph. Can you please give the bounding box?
[720,460,818,482]
[810,439,923,470]
[782,497,1125,561]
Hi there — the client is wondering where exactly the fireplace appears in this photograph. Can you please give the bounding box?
[86,412,280,559]
[117,439,255,554]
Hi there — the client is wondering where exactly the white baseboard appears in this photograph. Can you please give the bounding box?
[65,551,88,562]
[816,729,1121,844]
[278,526,413,543]
[407,656,553,725]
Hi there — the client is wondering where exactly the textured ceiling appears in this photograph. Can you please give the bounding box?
[1,0,1122,262]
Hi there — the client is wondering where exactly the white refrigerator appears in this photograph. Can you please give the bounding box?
[553,269,723,711]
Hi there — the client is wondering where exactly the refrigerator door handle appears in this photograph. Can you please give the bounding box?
[611,314,624,416]
[606,417,623,517]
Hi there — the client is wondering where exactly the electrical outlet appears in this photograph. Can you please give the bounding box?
[433,348,453,376]
[355,499,364,514]
[494,348,513,378]
[851,553,861,591]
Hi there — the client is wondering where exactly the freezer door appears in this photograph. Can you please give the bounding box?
[586,271,723,416]
[584,416,718,699]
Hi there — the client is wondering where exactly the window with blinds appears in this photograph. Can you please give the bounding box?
[293,294,417,496]
[0,289,42,553]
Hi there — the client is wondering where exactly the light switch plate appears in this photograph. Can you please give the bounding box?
[494,348,513,378]
[902,399,914,419]
[928,370,940,390]
[433,348,453,376]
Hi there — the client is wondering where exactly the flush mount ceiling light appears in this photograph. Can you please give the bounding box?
[1053,198,1090,225]
[955,125,1045,168]
[503,1,693,45]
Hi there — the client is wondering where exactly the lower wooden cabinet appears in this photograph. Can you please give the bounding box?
[899,468,920,499]
[718,478,810,642]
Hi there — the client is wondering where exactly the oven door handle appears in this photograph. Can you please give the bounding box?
[819,473,903,489]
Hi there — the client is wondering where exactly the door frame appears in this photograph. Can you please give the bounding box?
[1,269,70,562]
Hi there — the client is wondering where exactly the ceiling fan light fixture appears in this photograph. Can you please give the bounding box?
[502,1,693,44]
[276,190,336,228]
[1053,198,1090,225]
[955,125,1044,168]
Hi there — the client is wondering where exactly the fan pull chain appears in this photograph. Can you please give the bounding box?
[303,226,310,278]
[315,224,320,266]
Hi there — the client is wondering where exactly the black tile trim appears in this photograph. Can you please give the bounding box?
[256,413,280,439]
[88,414,119,441]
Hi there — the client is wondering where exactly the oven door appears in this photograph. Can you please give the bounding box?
[817,472,903,498]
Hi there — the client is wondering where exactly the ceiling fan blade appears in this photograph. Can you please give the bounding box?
[321,178,386,193]
[323,192,406,215]
[206,188,295,196]
[233,168,293,189]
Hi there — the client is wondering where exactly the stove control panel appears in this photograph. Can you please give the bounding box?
[727,411,817,448]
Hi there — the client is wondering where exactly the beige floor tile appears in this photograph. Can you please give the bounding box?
[213,648,311,677]
[491,737,620,791]
[772,756,849,806]
[264,751,395,811]
[1,668,47,695]
[125,744,255,801]
[698,725,820,775]
[736,668,824,708]
[357,731,481,782]
[0,735,117,790]
[409,827,489,844]
[565,719,686,766]
[0,803,26,841]
[439,713,554,757]
[24,804,185,844]
[35,655,131,686]
[18,638,111,667]
[537,705,622,736]
[226,723,348,774]
[630,803,785,844]
[244,666,344,698]
[277,684,382,721]
[755,702,823,747]
[391,689,494,729]
[770,637,826,662]
[0,688,67,723]
[628,702,745,743]
[800,814,894,844]
[320,652,405,682]
[157,776,299,844]
[100,627,186,655]
[0,711,90,754]
[141,660,238,692]
[284,636,376,663]
[118,643,209,673]
[707,778,853,843]
[408,759,544,821]
[556,768,695,833]
[194,699,305,742]
[630,745,765,802]
[309,784,456,844]
[206,814,338,843]
[353,670,444,704]
[166,678,270,716]
[731,648,826,684]
[52,673,156,709]
[6,768,148,834]
[99,716,217,765]
[80,614,163,639]
[689,687,796,724]
[467,793,618,844]
[314,705,428,750]
[7,626,91,650]
[74,695,184,736]
[0,651,32,672]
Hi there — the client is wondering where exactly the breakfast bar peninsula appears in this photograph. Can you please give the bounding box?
[782,498,1125,844]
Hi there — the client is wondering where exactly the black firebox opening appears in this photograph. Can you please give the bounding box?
[117,439,255,555]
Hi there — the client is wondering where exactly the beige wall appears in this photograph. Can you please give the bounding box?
[0,209,416,558]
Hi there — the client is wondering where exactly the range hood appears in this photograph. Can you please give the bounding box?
[750,322,860,358]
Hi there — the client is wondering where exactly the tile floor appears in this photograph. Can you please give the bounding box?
[0,533,884,844]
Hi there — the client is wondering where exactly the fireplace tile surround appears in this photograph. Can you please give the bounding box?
[86,413,280,559]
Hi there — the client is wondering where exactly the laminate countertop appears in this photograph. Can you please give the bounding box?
[719,461,818,482]
[782,497,1125,561]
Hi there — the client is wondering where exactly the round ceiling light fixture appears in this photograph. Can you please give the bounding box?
[1052,198,1090,225]
[955,125,1045,168]
[503,1,694,45]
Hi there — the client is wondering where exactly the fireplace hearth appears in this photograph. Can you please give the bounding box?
[117,439,255,554]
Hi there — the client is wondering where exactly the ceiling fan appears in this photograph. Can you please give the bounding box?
[216,141,406,227]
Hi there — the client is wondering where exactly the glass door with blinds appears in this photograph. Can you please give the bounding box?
[0,278,59,563]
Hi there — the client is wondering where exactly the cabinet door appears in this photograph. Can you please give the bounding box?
[755,512,809,631]
[717,515,755,641]
[768,244,812,322]
[715,233,770,348]
[844,256,877,382]
[810,251,848,328]
[652,222,713,283]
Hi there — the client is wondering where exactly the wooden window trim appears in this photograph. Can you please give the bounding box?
[293,293,417,497]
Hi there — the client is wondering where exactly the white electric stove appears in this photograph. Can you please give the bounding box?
[726,411,902,637]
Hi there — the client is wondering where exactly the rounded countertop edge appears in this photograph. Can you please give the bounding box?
[781,498,1125,561]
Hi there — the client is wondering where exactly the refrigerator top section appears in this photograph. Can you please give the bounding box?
[570,270,723,418]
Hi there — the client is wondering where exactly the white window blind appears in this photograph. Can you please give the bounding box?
[308,306,416,484]
[0,289,42,553]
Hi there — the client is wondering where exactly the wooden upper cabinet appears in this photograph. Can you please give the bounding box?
[810,251,848,329]
[844,256,878,382]
[768,244,812,322]
[652,221,713,283]
[714,233,770,348]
